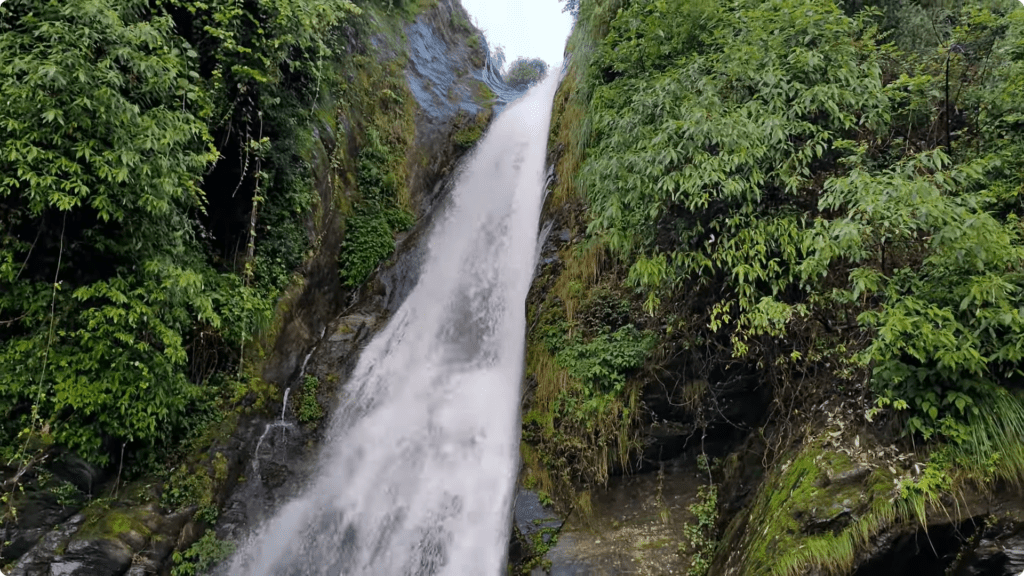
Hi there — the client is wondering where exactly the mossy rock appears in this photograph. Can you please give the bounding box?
[714,438,901,576]
[452,110,492,151]
[74,502,155,543]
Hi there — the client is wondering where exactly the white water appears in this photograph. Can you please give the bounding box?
[228,73,560,576]
[252,387,294,474]
[280,387,291,421]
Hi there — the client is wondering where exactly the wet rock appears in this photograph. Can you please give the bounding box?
[8,495,194,576]
[262,0,498,391]
[259,461,291,490]
[1,490,79,562]
[125,509,191,576]
[803,504,853,534]
[827,464,872,486]
[8,515,85,576]
[538,533,617,576]
[46,538,134,576]
[642,420,694,464]
[520,462,701,575]
[47,452,105,495]
[514,489,565,547]
[963,533,1024,576]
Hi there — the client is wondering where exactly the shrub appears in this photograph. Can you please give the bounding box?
[171,530,235,576]
[504,57,549,89]
[297,375,324,424]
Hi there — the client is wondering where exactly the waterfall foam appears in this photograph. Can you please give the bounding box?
[227,72,561,576]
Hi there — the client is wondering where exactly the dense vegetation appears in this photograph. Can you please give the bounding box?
[529,0,1024,568]
[503,57,550,89]
[0,0,427,484]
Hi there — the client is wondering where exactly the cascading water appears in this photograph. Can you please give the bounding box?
[227,72,561,576]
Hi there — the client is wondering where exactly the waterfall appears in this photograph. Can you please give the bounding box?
[227,72,561,576]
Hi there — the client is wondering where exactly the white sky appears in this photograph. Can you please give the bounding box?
[459,0,574,69]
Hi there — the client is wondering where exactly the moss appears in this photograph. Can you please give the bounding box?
[470,80,497,109]
[452,109,492,152]
[453,126,483,150]
[75,501,153,542]
[212,452,229,485]
[516,526,560,574]
[721,438,902,576]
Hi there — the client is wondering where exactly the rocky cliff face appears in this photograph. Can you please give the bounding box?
[0,2,500,574]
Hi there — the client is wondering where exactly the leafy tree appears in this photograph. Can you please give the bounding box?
[573,0,1024,448]
[0,0,225,461]
[0,0,361,465]
[504,57,549,89]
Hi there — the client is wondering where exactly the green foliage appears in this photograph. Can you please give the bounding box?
[572,0,1024,451]
[339,210,400,287]
[681,485,718,576]
[504,57,549,89]
[558,0,580,18]
[598,0,721,77]
[453,126,484,150]
[585,0,889,314]
[537,490,555,508]
[545,2,1024,570]
[339,128,414,287]
[0,0,367,467]
[806,147,1024,440]
[51,481,83,509]
[160,465,212,512]
[523,289,654,495]
[171,529,236,576]
[297,375,324,424]
[0,0,248,463]
[553,325,654,400]
[0,0,214,223]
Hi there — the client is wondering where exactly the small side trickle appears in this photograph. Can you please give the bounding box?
[253,386,297,474]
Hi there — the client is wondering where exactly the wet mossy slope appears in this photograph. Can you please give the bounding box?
[522,0,1024,574]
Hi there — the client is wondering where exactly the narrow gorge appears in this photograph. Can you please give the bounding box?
[4,0,1024,575]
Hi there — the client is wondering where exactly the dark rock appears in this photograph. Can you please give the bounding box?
[126,509,191,576]
[828,465,872,486]
[8,515,84,576]
[47,538,134,576]
[259,461,291,490]
[518,464,701,575]
[1,491,78,562]
[534,531,639,576]
[803,505,853,535]
[964,536,1023,575]
[641,420,694,464]
[959,522,1024,576]
[47,452,105,494]
[852,521,974,576]
[514,489,565,543]
[535,534,603,575]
